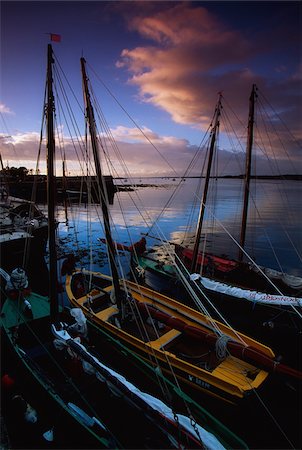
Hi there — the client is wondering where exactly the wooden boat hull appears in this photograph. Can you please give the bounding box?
[135,254,302,367]
[0,230,49,296]
[1,291,247,450]
[174,242,301,298]
[0,293,118,449]
[83,307,301,450]
[66,269,273,405]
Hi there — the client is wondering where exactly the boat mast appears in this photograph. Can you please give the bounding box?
[190,94,222,273]
[46,44,59,322]
[80,57,122,308]
[62,156,69,225]
[238,84,256,262]
[0,152,4,171]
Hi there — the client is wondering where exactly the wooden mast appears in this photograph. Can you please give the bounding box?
[238,84,257,262]
[62,157,69,225]
[190,94,222,273]
[0,153,4,171]
[46,44,59,322]
[80,57,123,309]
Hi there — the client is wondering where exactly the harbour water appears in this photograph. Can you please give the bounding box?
[55,177,301,277]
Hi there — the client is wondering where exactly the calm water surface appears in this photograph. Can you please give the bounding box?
[54,178,301,277]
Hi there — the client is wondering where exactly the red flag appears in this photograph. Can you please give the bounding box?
[50,33,61,42]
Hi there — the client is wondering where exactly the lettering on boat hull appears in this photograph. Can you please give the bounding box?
[188,375,211,390]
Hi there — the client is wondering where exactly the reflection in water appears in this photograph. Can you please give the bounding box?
[51,178,301,277]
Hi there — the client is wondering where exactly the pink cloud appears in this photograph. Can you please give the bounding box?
[128,4,246,51]
[117,3,257,126]
[1,122,300,178]
[0,129,194,177]
[111,125,160,142]
[115,3,301,166]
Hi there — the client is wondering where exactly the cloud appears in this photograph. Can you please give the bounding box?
[115,3,301,167]
[1,122,300,178]
[0,103,14,115]
[1,129,191,176]
[111,125,160,142]
[0,132,40,159]
[116,3,260,126]
[128,4,251,59]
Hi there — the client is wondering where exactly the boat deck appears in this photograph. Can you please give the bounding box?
[71,274,221,368]
[69,272,265,389]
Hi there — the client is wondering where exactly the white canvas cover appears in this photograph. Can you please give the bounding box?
[190,274,302,307]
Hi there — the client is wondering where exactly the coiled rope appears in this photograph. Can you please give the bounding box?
[215,334,231,360]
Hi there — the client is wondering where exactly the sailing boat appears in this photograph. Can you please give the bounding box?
[0,183,49,295]
[1,44,247,450]
[0,43,123,449]
[65,59,301,416]
[134,86,302,360]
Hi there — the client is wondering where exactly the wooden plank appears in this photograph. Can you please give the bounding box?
[212,357,256,386]
[95,306,118,321]
[149,329,181,349]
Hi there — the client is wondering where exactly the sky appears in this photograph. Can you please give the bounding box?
[1,1,301,177]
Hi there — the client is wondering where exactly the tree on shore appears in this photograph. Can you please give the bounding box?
[0,166,29,180]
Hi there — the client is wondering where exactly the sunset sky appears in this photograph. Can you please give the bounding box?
[1,1,301,177]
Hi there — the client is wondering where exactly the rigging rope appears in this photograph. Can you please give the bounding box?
[215,335,231,360]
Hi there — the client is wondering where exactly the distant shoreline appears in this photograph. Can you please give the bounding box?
[115,174,302,181]
[1,173,301,183]
[1,172,300,200]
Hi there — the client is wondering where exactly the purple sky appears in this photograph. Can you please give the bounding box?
[1,1,301,176]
